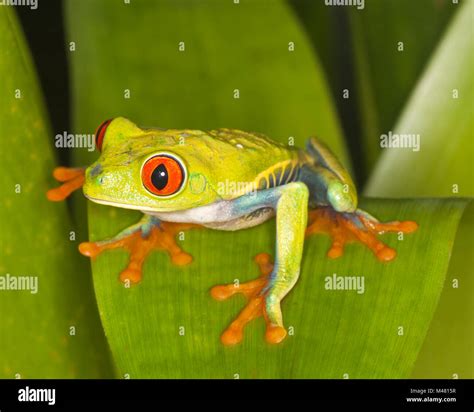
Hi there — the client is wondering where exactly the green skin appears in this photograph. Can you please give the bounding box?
[84,117,362,332]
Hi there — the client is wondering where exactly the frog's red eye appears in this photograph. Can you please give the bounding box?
[95,119,113,152]
[141,154,186,196]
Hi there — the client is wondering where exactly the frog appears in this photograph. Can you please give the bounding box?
[47,117,418,345]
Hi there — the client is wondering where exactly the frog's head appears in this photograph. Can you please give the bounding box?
[83,117,220,212]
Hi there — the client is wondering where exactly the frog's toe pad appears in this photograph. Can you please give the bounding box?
[211,253,286,345]
[119,268,142,285]
[171,251,193,266]
[78,242,101,258]
[221,326,244,346]
[306,207,418,262]
[266,325,287,344]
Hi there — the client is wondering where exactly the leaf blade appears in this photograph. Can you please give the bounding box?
[87,198,467,378]
[0,7,113,378]
[365,1,474,378]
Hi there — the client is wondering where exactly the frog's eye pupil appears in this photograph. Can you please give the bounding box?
[151,164,168,191]
[142,154,186,197]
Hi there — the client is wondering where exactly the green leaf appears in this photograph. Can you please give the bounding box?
[349,0,456,172]
[365,0,473,198]
[88,198,466,378]
[364,1,474,378]
[411,202,474,379]
[0,8,113,377]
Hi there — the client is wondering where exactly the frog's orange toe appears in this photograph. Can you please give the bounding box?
[79,242,101,257]
[254,252,274,276]
[375,246,397,262]
[52,166,84,181]
[327,242,344,259]
[46,188,68,202]
[254,252,270,266]
[119,268,142,285]
[399,221,418,233]
[221,327,244,346]
[210,285,235,301]
[170,252,193,266]
[265,325,287,344]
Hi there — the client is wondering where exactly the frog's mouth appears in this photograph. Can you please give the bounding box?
[84,193,213,214]
[83,194,166,213]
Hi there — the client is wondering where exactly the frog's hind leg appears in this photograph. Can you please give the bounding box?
[79,215,197,284]
[210,182,309,345]
[46,167,86,201]
[306,207,418,261]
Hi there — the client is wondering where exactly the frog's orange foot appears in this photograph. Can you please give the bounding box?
[210,253,286,345]
[79,222,197,285]
[46,167,85,201]
[306,207,418,262]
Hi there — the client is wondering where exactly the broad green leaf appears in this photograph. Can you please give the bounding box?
[0,8,112,378]
[88,199,466,378]
[411,202,474,379]
[365,1,473,378]
[349,0,456,173]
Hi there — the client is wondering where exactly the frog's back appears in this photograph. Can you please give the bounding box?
[207,128,291,154]
[167,128,302,200]
[211,128,304,191]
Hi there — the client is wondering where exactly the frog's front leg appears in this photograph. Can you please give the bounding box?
[306,207,418,261]
[79,214,197,284]
[211,182,309,345]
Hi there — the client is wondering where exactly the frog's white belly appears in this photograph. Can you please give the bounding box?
[145,201,275,231]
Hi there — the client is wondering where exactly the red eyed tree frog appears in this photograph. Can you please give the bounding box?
[47,117,418,345]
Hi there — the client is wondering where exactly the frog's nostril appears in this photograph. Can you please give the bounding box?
[89,163,103,178]
[98,176,105,185]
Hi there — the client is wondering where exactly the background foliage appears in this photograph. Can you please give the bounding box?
[0,7,112,378]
